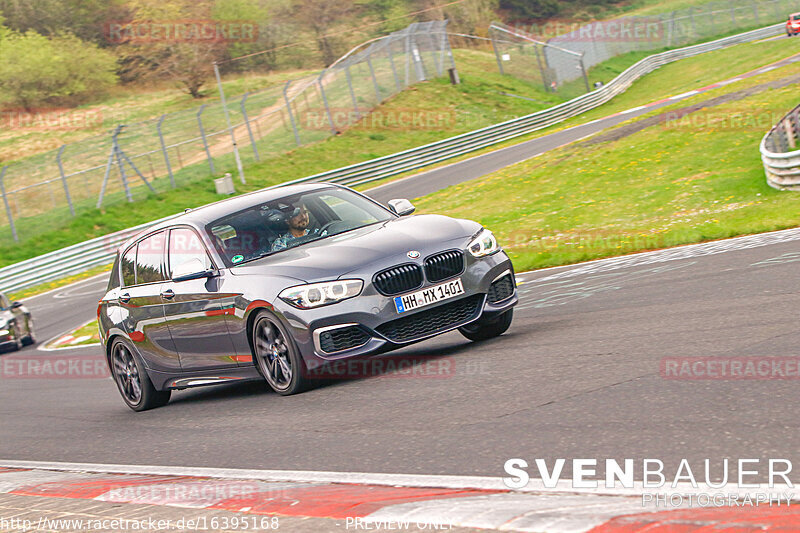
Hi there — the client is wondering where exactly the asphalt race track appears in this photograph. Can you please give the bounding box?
[2,55,800,479]
[3,226,800,480]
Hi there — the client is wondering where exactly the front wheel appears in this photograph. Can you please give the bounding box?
[110,338,170,411]
[459,309,513,342]
[252,312,310,396]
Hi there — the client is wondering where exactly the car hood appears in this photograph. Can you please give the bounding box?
[229,214,482,283]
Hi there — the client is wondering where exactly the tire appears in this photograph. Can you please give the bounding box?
[252,311,311,396]
[9,321,23,351]
[459,309,513,342]
[110,338,170,411]
[21,317,34,346]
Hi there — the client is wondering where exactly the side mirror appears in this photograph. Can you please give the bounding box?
[10,301,22,310]
[172,258,215,282]
[388,198,415,216]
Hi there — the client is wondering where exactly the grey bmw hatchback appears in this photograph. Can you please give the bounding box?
[99,183,517,410]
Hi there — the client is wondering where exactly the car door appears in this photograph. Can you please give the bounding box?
[118,231,180,372]
[161,226,238,370]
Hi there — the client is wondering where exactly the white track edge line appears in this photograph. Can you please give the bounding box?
[0,460,797,499]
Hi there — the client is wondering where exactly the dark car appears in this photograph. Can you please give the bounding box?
[0,292,35,352]
[98,183,517,411]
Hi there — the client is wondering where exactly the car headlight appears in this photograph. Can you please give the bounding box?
[279,280,363,309]
[468,229,500,257]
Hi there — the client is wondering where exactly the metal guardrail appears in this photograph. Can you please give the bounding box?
[0,23,785,294]
[761,102,800,190]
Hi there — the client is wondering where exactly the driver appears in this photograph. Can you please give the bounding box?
[271,204,320,252]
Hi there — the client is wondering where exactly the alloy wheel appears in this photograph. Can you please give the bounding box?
[112,342,142,405]
[255,318,293,392]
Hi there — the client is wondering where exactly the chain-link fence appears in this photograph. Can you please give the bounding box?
[0,20,454,247]
[490,0,800,97]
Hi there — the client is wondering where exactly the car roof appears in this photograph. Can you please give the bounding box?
[117,182,340,252]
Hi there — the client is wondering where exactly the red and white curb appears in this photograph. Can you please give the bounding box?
[2,461,800,532]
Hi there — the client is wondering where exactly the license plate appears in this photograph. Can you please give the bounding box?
[394,278,465,314]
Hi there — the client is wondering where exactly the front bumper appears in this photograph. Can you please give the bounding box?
[278,250,517,369]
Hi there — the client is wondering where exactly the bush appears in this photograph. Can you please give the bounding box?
[0,29,118,109]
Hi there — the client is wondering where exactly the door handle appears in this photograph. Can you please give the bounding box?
[119,293,131,304]
[161,289,175,300]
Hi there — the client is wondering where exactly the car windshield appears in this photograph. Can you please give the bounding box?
[793,14,800,20]
[206,188,394,266]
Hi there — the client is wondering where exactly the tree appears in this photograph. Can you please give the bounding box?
[0,29,118,108]
[0,0,129,44]
[117,0,225,97]
[499,0,560,20]
[292,0,354,66]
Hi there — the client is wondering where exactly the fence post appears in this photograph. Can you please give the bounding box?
[56,145,75,216]
[668,11,676,47]
[490,27,506,75]
[214,62,245,184]
[689,7,696,39]
[366,54,382,104]
[156,115,175,188]
[113,128,133,203]
[730,0,736,24]
[709,2,715,36]
[387,42,402,91]
[345,65,360,118]
[317,75,338,135]
[240,92,260,161]
[579,53,590,94]
[0,166,18,243]
[534,45,549,93]
[404,25,413,86]
[283,81,302,146]
[196,104,216,175]
[752,0,759,24]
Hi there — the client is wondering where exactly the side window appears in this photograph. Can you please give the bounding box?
[107,254,121,291]
[168,228,212,278]
[136,231,167,284]
[121,246,137,287]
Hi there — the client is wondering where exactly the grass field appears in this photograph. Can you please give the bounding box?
[0,35,797,268]
[412,68,800,273]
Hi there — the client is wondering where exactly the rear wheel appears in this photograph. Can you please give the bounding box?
[21,317,35,346]
[459,309,513,342]
[252,312,310,396]
[110,338,170,411]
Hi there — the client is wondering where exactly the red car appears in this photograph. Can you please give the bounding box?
[788,13,800,36]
